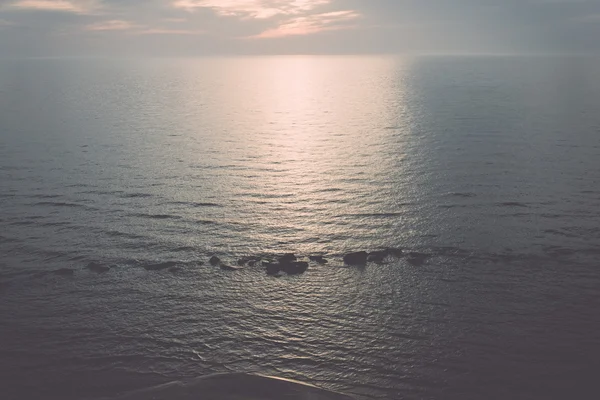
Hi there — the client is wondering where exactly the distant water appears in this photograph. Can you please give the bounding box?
[1,56,599,400]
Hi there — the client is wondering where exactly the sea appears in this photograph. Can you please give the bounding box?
[1,55,599,400]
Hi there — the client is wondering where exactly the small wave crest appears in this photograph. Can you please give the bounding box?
[497,201,529,208]
[109,373,354,400]
[131,213,182,220]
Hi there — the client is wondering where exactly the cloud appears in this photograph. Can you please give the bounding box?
[136,27,205,35]
[164,17,187,23]
[86,19,136,31]
[2,0,600,55]
[5,0,98,14]
[171,0,361,38]
[173,0,331,19]
[250,10,359,38]
[169,0,361,39]
[84,17,205,36]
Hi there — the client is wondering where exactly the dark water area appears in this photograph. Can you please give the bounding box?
[1,56,599,399]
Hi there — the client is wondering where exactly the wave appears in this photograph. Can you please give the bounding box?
[439,204,469,209]
[497,201,529,208]
[131,213,182,220]
[446,192,477,198]
[32,201,98,211]
[169,201,223,208]
[172,246,197,252]
[9,220,38,226]
[143,261,179,271]
[28,194,62,199]
[350,212,405,218]
[195,219,217,225]
[0,235,18,243]
[33,201,83,208]
[76,190,125,195]
[120,193,153,198]
[105,230,146,240]
[109,373,355,400]
[41,221,72,227]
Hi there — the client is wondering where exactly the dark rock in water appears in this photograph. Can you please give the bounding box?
[283,261,309,275]
[264,262,282,275]
[278,253,297,264]
[209,256,221,266]
[367,251,388,263]
[237,256,260,266]
[343,251,368,265]
[248,260,257,267]
[220,264,243,271]
[407,258,426,266]
[309,255,328,264]
[144,261,178,271]
[53,268,75,276]
[385,248,404,257]
[407,252,428,266]
[86,262,110,273]
[367,248,403,263]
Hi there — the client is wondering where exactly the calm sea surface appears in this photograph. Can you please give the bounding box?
[1,56,599,400]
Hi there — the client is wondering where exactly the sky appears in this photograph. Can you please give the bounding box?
[1,0,600,56]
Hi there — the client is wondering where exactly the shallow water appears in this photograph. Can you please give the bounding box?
[1,56,599,400]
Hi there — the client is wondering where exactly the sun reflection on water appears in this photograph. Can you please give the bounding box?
[180,56,417,255]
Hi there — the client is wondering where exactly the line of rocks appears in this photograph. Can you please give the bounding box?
[50,248,428,277]
[210,248,416,276]
[343,248,404,265]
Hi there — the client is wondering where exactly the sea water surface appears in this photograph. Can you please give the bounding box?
[1,56,599,400]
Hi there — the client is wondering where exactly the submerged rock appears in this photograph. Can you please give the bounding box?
[407,252,429,266]
[283,261,309,275]
[278,253,297,264]
[309,255,328,264]
[236,256,252,265]
[407,258,426,266]
[385,247,404,257]
[86,262,110,273]
[237,256,260,266]
[144,261,178,271]
[209,256,221,266]
[264,262,282,276]
[367,251,388,263]
[343,251,368,265]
